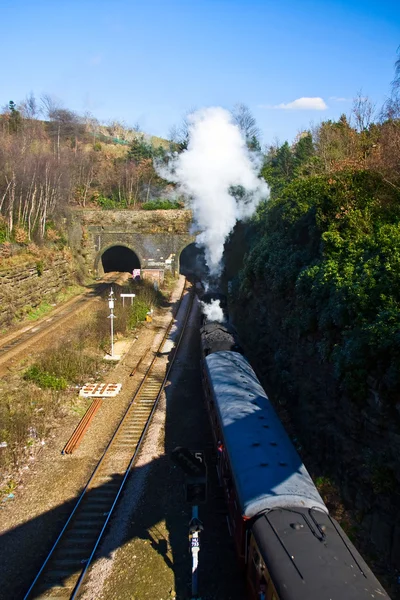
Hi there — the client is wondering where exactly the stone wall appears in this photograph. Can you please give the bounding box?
[0,256,75,328]
[67,209,195,276]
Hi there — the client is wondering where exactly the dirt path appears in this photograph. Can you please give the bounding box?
[0,276,186,600]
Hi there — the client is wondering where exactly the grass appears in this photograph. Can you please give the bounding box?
[25,302,53,321]
[23,365,68,390]
[19,284,86,323]
[0,273,177,484]
[1,479,17,496]
[0,308,109,476]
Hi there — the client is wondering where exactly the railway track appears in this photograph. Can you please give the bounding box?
[24,281,193,600]
[0,273,127,374]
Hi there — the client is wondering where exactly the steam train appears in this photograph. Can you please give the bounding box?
[199,312,390,599]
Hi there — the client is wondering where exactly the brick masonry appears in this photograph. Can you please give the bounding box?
[67,209,196,277]
[0,256,75,328]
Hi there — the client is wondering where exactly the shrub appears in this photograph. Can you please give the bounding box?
[95,195,127,210]
[36,260,44,276]
[0,382,67,470]
[24,365,68,390]
[128,299,149,326]
[45,227,60,242]
[238,169,400,404]
[0,217,7,243]
[13,226,28,244]
[142,199,183,210]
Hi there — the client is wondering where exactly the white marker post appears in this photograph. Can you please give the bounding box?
[190,506,202,599]
[105,288,121,361]
[120,293,136,307]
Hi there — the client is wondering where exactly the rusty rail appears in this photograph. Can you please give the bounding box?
[24,279,192,600]
[62,398,103,454]
[129,346,152,377]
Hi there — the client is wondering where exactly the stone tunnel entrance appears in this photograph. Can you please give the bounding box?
[179,243,208,280]
[101,246,141,273]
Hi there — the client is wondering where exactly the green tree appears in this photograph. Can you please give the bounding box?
[8,100,21,133]
[127,136,153,162]
[262,141,295,196]
[314,115,358,170]
[294,133,314,166]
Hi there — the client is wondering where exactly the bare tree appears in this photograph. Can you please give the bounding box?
[351,90,375,132]
[20,92,38,119]
[107,119,129,141]
[82,111,100,145]
[380,47,400,121]
[391,45,400,94]
[169,110,195,152]
[40,93,62,119]
[232,103,261,146]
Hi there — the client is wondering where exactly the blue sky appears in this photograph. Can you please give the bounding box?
[1,0,399,145]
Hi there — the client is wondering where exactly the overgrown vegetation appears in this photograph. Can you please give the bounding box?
[237,51,400,407]
[0,96,179,244]
[23,365,68,390]
[0,276,170,477]
[142,199,184,210]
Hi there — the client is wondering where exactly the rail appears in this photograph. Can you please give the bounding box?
[24,279,193,600]
[0,273,123,370]
[62,399,103,455]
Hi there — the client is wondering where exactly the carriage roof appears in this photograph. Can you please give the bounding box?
[204,351,327,518]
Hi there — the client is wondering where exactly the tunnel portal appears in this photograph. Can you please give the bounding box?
[179,243,209,279]
[101,246,141,273]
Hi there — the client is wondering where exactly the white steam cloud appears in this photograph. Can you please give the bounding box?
[200,299,225,323]
[157,107,269,276]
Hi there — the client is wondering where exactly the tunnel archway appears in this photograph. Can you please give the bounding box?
[101,245,141,273]
[179,243,209,280]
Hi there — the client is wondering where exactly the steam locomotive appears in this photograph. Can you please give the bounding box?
[199,310,390,599]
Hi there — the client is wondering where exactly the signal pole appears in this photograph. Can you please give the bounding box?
[108,288,115,357]
[189,505,203,599]
[105,288,120,361]
[171,447,207,600]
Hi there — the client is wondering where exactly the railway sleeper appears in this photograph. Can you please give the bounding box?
[41,567,77,581]
[116,436,141,443]
[51,558,87,569]
[62,529,98,539]
[71,513,109,524]
[54,545,93,556]
[77,500,111,511]
[81,495,115,504]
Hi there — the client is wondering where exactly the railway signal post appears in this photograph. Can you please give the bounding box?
[189,506,203,599]
[105,288,120,361]
[171,447,207,600]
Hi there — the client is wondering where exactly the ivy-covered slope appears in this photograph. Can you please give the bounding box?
[238,170,400,407]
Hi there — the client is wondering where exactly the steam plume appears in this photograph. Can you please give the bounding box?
[200,299,226,323]
[158,107,269,276]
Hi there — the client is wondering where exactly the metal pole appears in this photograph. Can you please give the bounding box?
[110,305,114,357]
[108,288,115,358]
[191,505,200,599]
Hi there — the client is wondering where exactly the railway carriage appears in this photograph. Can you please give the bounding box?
[201,348,390,600]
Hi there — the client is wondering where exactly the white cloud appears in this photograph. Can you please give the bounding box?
[259,97,328,110]
[329,96,351,102]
